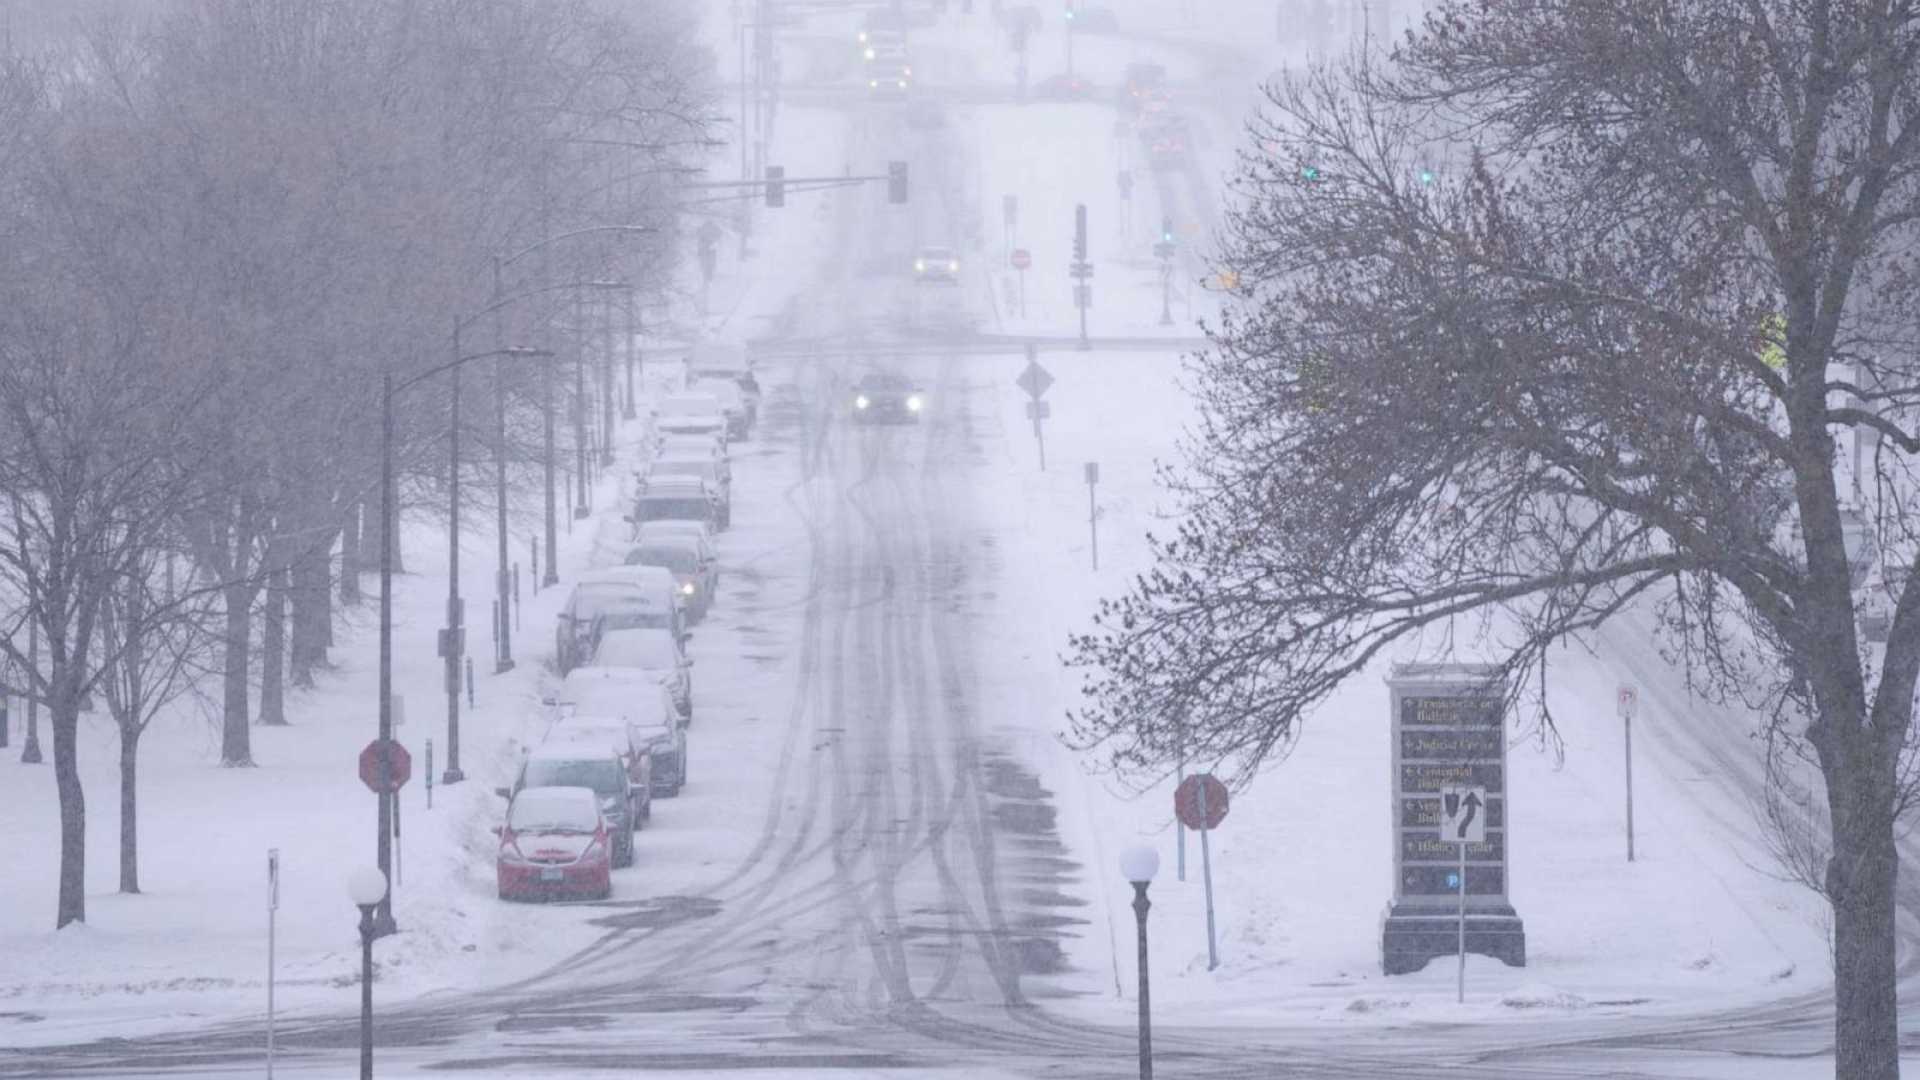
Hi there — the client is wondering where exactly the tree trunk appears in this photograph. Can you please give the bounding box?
[260,567,287,725]
[118,724,140,894]
[1829,817,1900,1080]
[221,581,253,765]
[52,680,85,927]
[339,501,362,604]
[312,547,334,649]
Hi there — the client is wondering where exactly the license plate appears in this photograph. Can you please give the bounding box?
[540,867,564,882]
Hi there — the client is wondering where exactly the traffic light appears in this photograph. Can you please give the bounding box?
[765,165,785,208]
[888,160,908,203]
[1073,203,1087,262]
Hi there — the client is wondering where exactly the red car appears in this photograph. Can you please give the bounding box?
[494,786,613,901]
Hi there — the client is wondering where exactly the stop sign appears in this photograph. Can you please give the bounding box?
[1010,248,1032,270]
[1174,773,1229,831]
[359,738,412,794]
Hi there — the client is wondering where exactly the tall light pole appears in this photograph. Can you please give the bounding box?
[381,344,548,896]
[1120,845,1159,1080]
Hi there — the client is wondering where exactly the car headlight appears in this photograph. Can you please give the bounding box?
[898,79,908,88]
[855,395,870,409]
[870,79,879,88]
[864,47,875,59]
[947,260,959,272]
[903,66,912,76]
[914,259,926,272]
[857,30,868,44]
[906,395,922,412]
[680,582,696,596]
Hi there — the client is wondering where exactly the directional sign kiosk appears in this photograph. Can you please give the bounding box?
[1381,663,1526,974]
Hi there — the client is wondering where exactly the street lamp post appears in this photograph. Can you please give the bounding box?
[381,345,550,875]
[1120,844,1159,1080]
[375,373,397,936]
[443,321,465,784]
[574,289,591,519]
[622,289,638,420]
[348,867,388,1080]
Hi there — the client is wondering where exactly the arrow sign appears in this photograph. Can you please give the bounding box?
[1440,784,1486,844]
[1015,359,1054,399]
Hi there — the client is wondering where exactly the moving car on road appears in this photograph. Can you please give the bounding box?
[852,372,924,424]
[913,246,960,284]
[558,667,690,797]
[587,626,693,720]
[494,786,615,901]
[501,742,643,867]
[555,566,685,675]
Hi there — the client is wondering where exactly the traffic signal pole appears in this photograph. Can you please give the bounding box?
[1071,203,1091,350]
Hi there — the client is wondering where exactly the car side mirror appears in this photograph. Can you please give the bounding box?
[494,786,511,799]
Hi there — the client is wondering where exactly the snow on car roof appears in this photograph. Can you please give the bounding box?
[577,565,676,588]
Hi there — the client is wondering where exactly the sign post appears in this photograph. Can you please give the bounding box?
[1617,684,1637,862]
[1015,346,1054,471]
[1440,785,1487,1002]
[1381,663,1525,974]
[266,847,279,1079]
[1085,462,1100,569]
[1174,773,1229,970]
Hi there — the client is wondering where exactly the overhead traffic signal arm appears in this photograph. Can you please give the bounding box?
[675,161,911,207]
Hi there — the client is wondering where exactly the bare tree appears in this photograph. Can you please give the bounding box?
[98,550,218,893]
[1070,5,1920,1078]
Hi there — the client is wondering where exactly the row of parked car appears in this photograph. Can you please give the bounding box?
[492,344,762,902]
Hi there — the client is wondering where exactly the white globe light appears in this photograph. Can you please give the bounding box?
[348,866,389,907]
[1119,844,1159,884]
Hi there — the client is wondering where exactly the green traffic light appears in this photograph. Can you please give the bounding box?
[1301,165,1320,181]
[1419,168,1435,185]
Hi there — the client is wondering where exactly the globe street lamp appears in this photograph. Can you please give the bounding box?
[348,867,388,1080]
[1119,844,1159,1080]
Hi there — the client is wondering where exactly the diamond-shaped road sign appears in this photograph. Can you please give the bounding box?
[1015,359,1053,399]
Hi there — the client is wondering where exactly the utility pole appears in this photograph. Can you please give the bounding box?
[1153,217,1177,326]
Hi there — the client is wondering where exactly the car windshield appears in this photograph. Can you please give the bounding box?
[521,758,624,797]
[638,498,712,521]
[506,791,599,833]
[861,374,914,392]
[593,632,677,668]
[628,545,697,573]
